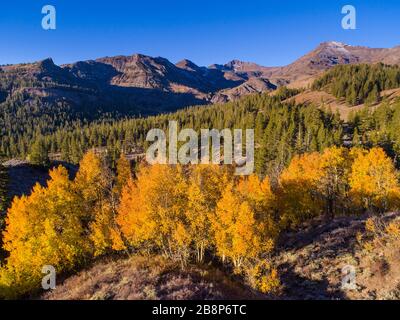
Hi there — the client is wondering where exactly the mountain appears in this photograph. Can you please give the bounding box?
[1,41,400,133]
[265,41,400,87]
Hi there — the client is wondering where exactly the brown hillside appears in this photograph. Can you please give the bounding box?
[40,256,262,300]
[286,88,400,121]
[38,213,400,300]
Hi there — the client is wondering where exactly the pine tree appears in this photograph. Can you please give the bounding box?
[28,137,49,166]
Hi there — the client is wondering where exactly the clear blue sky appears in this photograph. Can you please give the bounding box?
[1,0,399,67]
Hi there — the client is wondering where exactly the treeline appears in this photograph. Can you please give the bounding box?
[3,89,343,177]
[312,63,400,106]
[349,100,400,166]
[1,146,399,298]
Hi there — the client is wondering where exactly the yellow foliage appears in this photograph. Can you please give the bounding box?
[278,152,325,227]
[365,218,376,233]
[89,202,125,256]
[385,221,400,239]
[2,146,398,298]
[114,153,132,195]
[212,176,277,268]
[349,147,400,212]
[363,241,375,252]
[75,151,123,256]
[117,164,189,260]
[247,260,281,294]
[0,166,87,297]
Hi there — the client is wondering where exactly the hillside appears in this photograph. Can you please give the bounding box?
[287,87,400,121]
[268,41,400,88]
[40,256,261,300]
[2,41,400,129]
[275,212,400,300]
[38,212,400,300]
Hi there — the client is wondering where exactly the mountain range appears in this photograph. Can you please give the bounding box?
[1,41,400,118]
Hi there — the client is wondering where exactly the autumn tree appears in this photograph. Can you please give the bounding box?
[185,165,233,263]
[117,164,190,265]
[319,147,352,218]
[74,150,123,256]
[277,152,325,228]
[212,175,276,269]
[349,147,400,212]
[114,153,132,196]
[0,166,86,297]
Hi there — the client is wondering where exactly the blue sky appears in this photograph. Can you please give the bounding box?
[1,0,399,67]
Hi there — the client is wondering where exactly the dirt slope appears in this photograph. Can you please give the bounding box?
[40,256,261,300]
[275,212,400,300]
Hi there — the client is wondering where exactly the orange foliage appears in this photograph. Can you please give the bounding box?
[349,147,400,212]
[0,167,87,297]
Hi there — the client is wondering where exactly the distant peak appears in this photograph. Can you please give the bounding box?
[319,41,352,49]
[225,59,245,66]
[131,53,149,59]
[176,59,200,70]
[38,57,55,66]
[37,58,58,72]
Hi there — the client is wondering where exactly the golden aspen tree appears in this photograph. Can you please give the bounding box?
[211,183,237,263]
[74,150,109,211]
[185,165,233,263]
[186,178,209,263]
[349,147,400,212]
[114,153,132,195]
[0,166,85,297]
[116,178,144,247]
[236,174,279,239]
[89,202,125,256]
[212,180,275,269]
[319,147,351,218]
[75,150,122,256]
[117,164,190,262]
[172,222,191,268]
[278,152,325,228]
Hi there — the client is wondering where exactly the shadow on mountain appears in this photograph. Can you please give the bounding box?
[5,161,78,200]
[278,216,366,254]
[106,85,209,115]
[279,263,346,300]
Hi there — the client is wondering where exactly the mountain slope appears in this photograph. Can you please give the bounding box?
[267,42,400,88]
[1,41,400,146]
[274,212,400,300]
[2,41,400,119]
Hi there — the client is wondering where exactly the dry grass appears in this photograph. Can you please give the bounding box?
[274,212,400,300]
[39,255,260,300]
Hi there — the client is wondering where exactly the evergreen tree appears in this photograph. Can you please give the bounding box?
[28,137,49,166]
